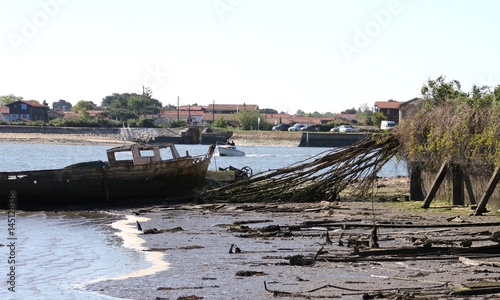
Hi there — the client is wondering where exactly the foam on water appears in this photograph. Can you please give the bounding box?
[87,214,170,283]
[0,211,165,300]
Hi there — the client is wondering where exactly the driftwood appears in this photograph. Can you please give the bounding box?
[289,246,324,266]
[459,256,500,268]
[451,282,500,296]
[264,281,450,298]
[201,134,400,202]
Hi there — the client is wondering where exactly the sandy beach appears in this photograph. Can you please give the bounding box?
[0,132,131,146]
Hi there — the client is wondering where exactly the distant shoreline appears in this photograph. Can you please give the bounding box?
[0,132,131,146]
[0,128,369,147]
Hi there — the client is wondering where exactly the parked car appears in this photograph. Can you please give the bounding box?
[380,120,396,130]
[330,126,339,132]
[272,124,291,131]
[301,124,319,132]
[288,124,306,131]
[338,125,353,133]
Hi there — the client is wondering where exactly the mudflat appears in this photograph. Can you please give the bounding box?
[85,196,500,300]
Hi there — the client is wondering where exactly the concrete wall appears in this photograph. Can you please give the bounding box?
[299,132,368,147]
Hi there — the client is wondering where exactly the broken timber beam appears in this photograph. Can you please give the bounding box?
[474,165,500,216]
[464,174,476,205]
[422,161,448,208]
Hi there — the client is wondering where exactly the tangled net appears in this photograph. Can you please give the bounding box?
[201,133,401,203]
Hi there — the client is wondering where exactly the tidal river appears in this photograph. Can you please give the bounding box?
[0,143,407,299]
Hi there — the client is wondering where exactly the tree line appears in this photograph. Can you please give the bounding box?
[0,91,383,129]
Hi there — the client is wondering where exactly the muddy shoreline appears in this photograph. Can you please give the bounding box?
[83,199,500,300]
[4,132,499,299]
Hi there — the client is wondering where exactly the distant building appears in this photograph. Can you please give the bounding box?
[398,97,424,121]
[48,110,65,119]
[159,110,204,125]
[6,100,48,122]
[206,103,259,114]
[0,106,8,122]
[374,101,405,123]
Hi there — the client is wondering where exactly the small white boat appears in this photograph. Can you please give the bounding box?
[216,145,245,157]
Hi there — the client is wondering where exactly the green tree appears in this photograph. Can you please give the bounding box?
[260,108,278,114]
[295,109,305,116]
[213,117,228,128]
[101,92,162,117]
[52,99,72,111]
[371,111,386,127]
[0,94,23,106]
[235,109,267,130]
[71,100,98,112]
[162,104,177,111]
[341,107,357,114]
[356,103,373,125]
[421,75,468,107]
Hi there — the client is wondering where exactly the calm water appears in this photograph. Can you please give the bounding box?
[0,143,407,299]
[0,143,408,176]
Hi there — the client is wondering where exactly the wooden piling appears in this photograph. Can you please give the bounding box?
[474,166,500,215]
[422,161,448,208]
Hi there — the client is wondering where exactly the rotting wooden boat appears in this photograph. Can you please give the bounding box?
[0,143,215,210]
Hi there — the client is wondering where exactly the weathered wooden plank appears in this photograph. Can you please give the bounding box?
[421,161,448,208]
[474,166,500,215]
[464,174,476,205]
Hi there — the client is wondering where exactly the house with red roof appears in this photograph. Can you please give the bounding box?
[206,103,259,114]
[374,100,405,123]
[6,100,48,122]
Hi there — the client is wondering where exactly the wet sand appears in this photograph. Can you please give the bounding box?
[84,197,500,300]
[0,132,131,145]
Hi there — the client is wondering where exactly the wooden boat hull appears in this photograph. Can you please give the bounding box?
[0,144,215,210]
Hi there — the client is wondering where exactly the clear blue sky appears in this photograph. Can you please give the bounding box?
[1,0,499,114]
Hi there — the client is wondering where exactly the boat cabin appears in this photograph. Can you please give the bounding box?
[107,144,183,167]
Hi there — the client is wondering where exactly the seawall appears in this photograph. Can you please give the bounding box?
[225,131,369,147]
[0,125,370,148]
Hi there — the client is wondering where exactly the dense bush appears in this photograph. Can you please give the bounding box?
[396,76,500,169]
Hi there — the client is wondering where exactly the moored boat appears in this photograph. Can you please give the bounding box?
[0,143,215,210]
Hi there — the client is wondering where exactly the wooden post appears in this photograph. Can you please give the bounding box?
[464,175,476,205]
[421,161,448,208]
[474,166,500,216]
[409,163,425,201]
[452,164,464,206]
